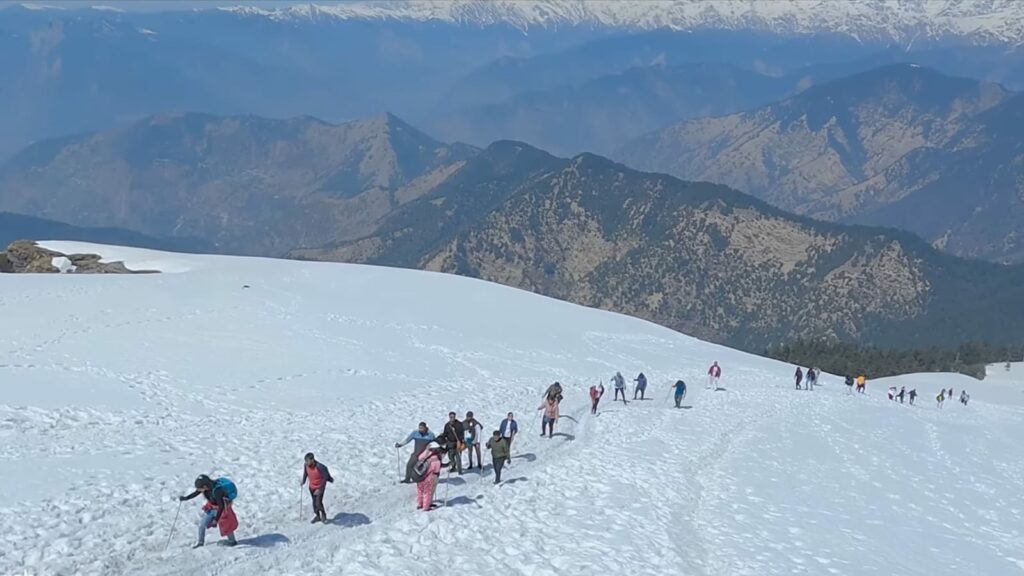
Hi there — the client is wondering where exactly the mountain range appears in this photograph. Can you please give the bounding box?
[618,64,1024,263]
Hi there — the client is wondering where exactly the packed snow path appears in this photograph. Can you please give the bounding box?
[1,243,1023,576]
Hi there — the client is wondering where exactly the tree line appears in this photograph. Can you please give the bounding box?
[764,339,1024,380]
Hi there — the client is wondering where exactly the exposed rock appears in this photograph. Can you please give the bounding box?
[0,241,156,274]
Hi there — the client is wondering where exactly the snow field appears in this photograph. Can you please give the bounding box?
[1,244,1022,575]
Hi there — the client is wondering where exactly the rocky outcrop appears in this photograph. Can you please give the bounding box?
[0,241,155,274]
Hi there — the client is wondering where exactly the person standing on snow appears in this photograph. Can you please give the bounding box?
[888,386,897,401]
[442,412,466,475]
[414,441,447,511]
[806,367,817,391]
[544,382,564,404]
[179,475,238,548]
[463,411,484,471]
[795,367,804,390]
[845,375,855,394]
[898,386,906,404]
[300,452,334,524]
[909,389,918,405]
[499,412,518,463]
[589,383,605,414]
[937,390,945,409]
[856,374,867,394]
[394,422,436,484]
[633,372,648,400]
[707,361,722,390]
[538,396,559,438]
[612,372,628,403]
[485,431,510,484]
[672,380,688,408]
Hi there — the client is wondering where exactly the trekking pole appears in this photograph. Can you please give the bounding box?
[443,467,451,508]
[298,482,303,522]
[395,447,401,485]
[164,500,182,552]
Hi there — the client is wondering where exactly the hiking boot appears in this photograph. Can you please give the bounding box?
[192,542,204,549]
[311,516,321,524]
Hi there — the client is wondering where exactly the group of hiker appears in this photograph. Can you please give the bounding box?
[936,387,970,408]
[842,373,868,394]
[598,367,703,410]
[885,385,918,404]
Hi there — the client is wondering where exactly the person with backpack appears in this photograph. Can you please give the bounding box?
[300,453,334,524]
[413,441,447,511]
[633,372,648,400]
[937,390,945,409]
[707,362,722,390]
[499,412,518,463]
[612,372,628,404]
[179,475,238,548]
[442,412,466,475]
[795,367,804,390]
[394,422,436,484]
[672,380,687,408]
[538,396,559,438]
[589,383,605,414]
[463,411,484,471]
[909,389,918,405]
[845,375,854,394]
[485,431,510,484]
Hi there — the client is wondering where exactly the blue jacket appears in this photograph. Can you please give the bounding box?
[673,381,687,396]
[399,431,436,454]
[499,418,518,437]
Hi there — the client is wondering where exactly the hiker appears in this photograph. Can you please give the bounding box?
[538,396,559,438]
[486,431,510,484]
[856,374,866,394]
[179,475,238,548]
[845,375,854,394]
[633,372,648,400]
[672,379,687,408]
[937,390,945,409]
[707,361,722,390]
[612,372,628,403]
[888,386,897,401]
[949,388,954,400]
[959,390,968,405]
[806,367,816,391]
[300,452,334,524]
[589,383,605,414]
[909,389,917,405]
[442,412,466,475]
[499,412,518,463]
[463,411,484,471]
[795,367,804,390]
[898,386,906,404]
[414,441,446,511]
[394,422,436,484]
[544,382,564,404]
[963,392,970,406]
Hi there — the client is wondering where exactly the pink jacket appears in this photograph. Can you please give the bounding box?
[417,448,442,477]
[708,364,721,377]
[538,401,559,419]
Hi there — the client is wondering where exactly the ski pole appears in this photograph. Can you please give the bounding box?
[164,500,182,552]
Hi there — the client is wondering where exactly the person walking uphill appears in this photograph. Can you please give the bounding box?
[538,396,559,438]
[845,375,855,394]
[442,412,466,475]
[795,367,804,390]
[395,422,436,484]
[179,475,238,548]
[612,372,628,404]
[464,411,484,471]
[499,412,518,463]
[633,372,648,400]
[486,431,510,484]
[708,361,722,390]
[589,383,605,414]
[544,382,564,404]
[300,453,334,524]
[414,441,446,511]
[856,374,866,394]
[672,380,687,408]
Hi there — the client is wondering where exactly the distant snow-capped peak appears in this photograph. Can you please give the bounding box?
[212,0,1024,43]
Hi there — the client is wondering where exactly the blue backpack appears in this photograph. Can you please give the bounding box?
[214,477,237,501]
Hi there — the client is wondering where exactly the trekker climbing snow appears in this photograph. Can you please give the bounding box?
[856,374,867,394]
[909,389,918,405]
[898,386,906,404]
[707,361,722,390]
[795,367,804,390]
[888,386,897,401]
[499,412,518,463]
[300,452,334,524]
[672,380,687,408]
[845,375,854,394]
[413,441,446,511]
[937,390,945,409]
[442,412,466,475]
[805,367,817,391]
[179,475,238,548]
[612,372,628,403]
[589,383,605,414]
[544,382,564,404]
[538,396,559,438]
[486,431,510,484]
[463,411,484,471]
[394,422,436,483]
[633,372,648,400]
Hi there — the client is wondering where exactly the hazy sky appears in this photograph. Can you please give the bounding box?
[0,0,334,11]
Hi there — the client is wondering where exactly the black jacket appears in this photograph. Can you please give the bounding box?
[443,420,465,445]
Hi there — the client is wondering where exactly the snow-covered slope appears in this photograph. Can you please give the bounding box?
[216,0,1024,43]
[2,243,1023,575]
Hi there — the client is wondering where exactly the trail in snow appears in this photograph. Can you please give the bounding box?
[1,243,1022,576]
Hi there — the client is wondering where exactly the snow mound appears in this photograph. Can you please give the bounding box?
[1,246,1022,575]
[38,241,201,274]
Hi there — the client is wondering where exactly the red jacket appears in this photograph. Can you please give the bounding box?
[708,364,721,378]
